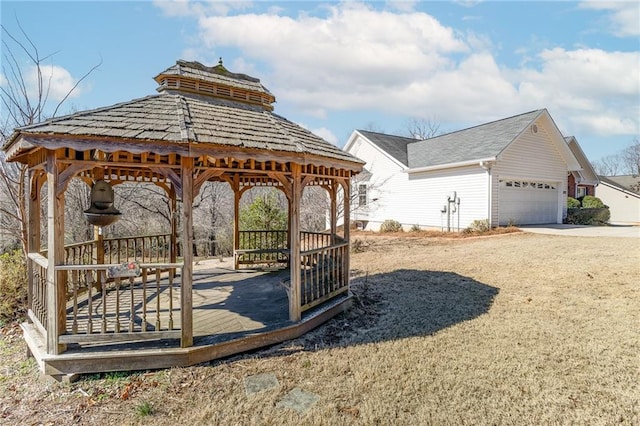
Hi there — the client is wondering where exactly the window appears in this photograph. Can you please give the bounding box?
[577,186,586,198]
[358,184,367,206]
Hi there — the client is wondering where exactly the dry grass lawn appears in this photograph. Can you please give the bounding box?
[1,232,638,425]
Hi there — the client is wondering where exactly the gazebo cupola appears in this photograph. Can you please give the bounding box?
[154,59,276,111]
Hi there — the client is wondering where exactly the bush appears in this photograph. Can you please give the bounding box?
[380,219,403,233]
[463,219,491,233]
[581,195,606,209]
[0,249,28,324]
[239,191,287,231]
[409,224,422,232]
[351,238,368,253]
[565,208,610,225]
[567,197,581,208]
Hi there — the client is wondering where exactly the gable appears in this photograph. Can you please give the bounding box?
[565,136,598,184]
[350,130,414,166]
[345,130,409,170]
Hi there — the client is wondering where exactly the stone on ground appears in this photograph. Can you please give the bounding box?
[276,388,320,414]
[244,372,280,396]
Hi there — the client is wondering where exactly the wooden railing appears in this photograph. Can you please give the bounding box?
[300,235,349,312]
[57,263,183,344]
[235,230,289,268]
[103,234,171,264]
[27,253,49,333]
[42,233,172,266]
[300,231,337,251]
[63,241,96,265]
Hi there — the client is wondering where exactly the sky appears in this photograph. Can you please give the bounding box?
[1,0,638,162]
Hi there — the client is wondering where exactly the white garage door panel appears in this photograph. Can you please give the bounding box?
[499,180,558,225]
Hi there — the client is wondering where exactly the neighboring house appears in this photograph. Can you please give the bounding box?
[345,109,583,230]
[565,136,599,198]
[597,176,640,225]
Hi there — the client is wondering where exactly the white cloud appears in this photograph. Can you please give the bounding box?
[194,2,468,115]
[570,113,638,136]
[509,48,640,135]
[580,1,640,37]
[153,0,252,17]
[26,64,82,103]
[155,1,639,142]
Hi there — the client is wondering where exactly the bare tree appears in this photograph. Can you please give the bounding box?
[620,137,640,176]
[404,117,442,140]
[592,138,640,177]
[193,181,233,256]
[592,154,622,176]
[0,21,100,256]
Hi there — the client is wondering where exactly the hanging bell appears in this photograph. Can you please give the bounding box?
[84,180,121,227]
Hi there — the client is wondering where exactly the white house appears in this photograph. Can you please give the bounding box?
[344,109,583,231]
[596,176,640,225]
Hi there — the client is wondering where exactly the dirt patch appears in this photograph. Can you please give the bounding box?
[1,233,638,425]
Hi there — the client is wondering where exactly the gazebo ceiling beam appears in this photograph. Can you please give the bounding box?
[10,135,362,175]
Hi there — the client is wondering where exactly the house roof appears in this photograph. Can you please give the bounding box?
[565,136,599,185]
[3,60,363,168]
[599,175,640,194]
[406,110,544,168]
[352,109,580,171]
[355,130,416,166]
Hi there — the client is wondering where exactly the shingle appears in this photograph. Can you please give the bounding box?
[5,62,363,167]
[8,92,361,164]
[357,130,415,166]
[406,110,543,168]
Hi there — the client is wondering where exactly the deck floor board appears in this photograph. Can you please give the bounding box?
[65,258,291,347]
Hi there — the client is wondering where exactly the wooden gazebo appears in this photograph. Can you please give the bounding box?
[3,60,363,380]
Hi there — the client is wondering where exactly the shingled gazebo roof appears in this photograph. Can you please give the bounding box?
[4,60,363,171]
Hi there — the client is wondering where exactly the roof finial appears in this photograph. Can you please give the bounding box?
[218,57,223,66]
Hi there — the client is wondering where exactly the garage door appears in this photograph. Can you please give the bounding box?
[498,179,559,225]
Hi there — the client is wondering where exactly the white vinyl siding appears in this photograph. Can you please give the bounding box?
[403,167,488,230]
[492,121,567,225]
[596,183,640,225]
[346,135,489,230]
[346,135,404,224]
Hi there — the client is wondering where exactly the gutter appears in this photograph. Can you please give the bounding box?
[403,157,497,174]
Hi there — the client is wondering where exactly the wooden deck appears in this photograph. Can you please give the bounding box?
[23,257,351,379]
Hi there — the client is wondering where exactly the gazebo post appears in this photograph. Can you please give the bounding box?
[288,164,302,322]
[329,183,338,236]
[45,150,67,355]
[27,170,42,323]
[180,157,194,348]
[340,179,351,283]
[169,185,178,263]
[92,168,105,267]
[232,174,241,270]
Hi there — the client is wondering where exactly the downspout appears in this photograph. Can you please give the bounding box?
[480,161,494,227]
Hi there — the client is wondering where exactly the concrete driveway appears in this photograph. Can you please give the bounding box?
[518,224,640,238]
